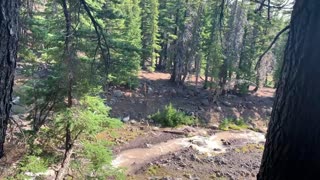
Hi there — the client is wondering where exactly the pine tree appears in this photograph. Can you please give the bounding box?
[0,0,19,158]
[140,0,160,71]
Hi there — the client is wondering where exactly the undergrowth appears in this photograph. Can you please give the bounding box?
[150,103,197,127]
[219,118,248,131]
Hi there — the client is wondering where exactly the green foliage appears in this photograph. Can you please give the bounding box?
[53,95,122,141]
[151,103,196,127]
[219,118,248,131]
[9,155,49,180]
[19,155,48,174]
[140,0,160,69]
[12,96,123,179]
[71,140,125,179]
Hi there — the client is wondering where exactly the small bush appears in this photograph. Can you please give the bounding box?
[219,118,248,131]
[150,103,196,127]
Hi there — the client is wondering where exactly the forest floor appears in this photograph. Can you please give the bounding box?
[1,70,275,179]
[108,71,274,133]
[104,71,275,180]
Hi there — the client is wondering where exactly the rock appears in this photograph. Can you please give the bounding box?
[231,107,241,119]
[140,126,145,130]
[152,127,160,131]
[222,140,231,146]
[124,92,133,97]
[148,177,161,180]
[209,124,219,130]
[129,120,137,124]
[184,174,192,179]
[146,143,153,148]
[190,154,201,162]
[161,177,172,180]
[148,87,154,94]
[215,106,223,112]
[187,111,195,117]
[190,139,206,146]
[12,96,20,104]
[11,115,19,121]
[213,148,222,152]
[122,115,130,122]
[266,108,273,116]
[113,90,124,97]
[201,99,210,106]
[221,101,232,107]
[179,162,186,168]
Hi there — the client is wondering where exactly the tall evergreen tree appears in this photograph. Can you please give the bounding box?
[258,1,320,179]
[140,0,160,71]
[0,1,19,158]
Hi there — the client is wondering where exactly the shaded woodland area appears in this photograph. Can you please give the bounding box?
[1,0,320,179]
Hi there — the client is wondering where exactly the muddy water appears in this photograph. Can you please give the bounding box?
[112,130,265,173]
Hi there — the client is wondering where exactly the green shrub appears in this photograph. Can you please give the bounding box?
[150,103,196,127]
[219,118,248,131]
[9,155,49,179]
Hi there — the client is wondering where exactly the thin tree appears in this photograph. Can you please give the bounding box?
[0,1,19,158]
[258,0,320,179]
[56,0,74,179]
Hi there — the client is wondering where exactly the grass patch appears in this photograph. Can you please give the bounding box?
[150,103,197,127]
[235,144,265,153]
[147,165,160,175]
[219,118,248,131]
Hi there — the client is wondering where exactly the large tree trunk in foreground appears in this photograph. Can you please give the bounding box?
[258,1,320,179]
[0,1,19,158]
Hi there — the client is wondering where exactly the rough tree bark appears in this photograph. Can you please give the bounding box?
[258,1,320,179]
[0,1,19,158]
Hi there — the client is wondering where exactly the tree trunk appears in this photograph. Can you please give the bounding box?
[56,1,73,179]
[55,147,74,180]
[258,1,320,179]
[0,1,19,158]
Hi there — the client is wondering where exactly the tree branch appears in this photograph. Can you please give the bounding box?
[79,0,111,81]
[255,25,290,70]
[251,0,293,11]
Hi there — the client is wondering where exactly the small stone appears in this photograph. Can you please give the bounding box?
[113,90,124,97]
[152,127,160,131]
[221,101,232,107]
[179,162,186,168]
[146,143,153,148]
[191,154,201,162]
[266,108,273,116]
[222,141,231,146]
[184,174,192,179]
[129,120,137,124]
[148,87,154,94]
[122,115,130,122]
[215,106,223,112]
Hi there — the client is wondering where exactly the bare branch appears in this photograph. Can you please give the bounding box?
[251,0,293,11]
[255,25,290,70]
[79,0,111,80]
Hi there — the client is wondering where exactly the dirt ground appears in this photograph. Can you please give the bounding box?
[107,71,274,180]
[2,70,274,180]
[108,71,274,132]
[111,125,265,180]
